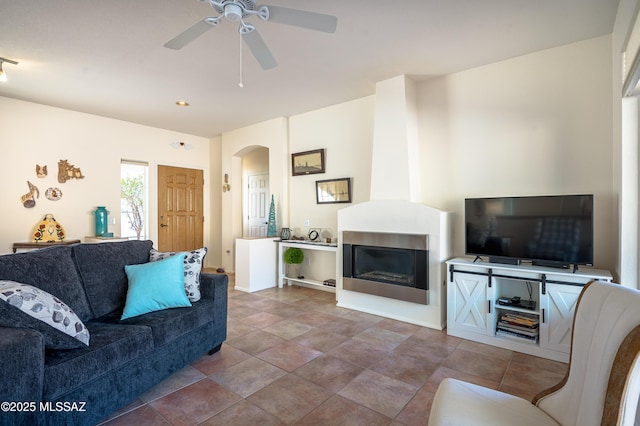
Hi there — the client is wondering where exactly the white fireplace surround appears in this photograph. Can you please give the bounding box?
[334,76,451,329]
[337,200,450,329]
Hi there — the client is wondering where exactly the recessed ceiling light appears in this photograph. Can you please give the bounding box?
[175,101,189,107]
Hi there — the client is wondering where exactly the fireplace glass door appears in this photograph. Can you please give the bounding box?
[353,246,425,289]
[342,231,429,304]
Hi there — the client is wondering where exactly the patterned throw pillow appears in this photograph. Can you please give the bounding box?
[0,280,90,349]
[149,247,207,302]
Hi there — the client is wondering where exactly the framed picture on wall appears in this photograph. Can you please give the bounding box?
[316,177,352,204]
[292,149,325,176]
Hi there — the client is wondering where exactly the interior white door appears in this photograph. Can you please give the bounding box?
[247,173,269,237]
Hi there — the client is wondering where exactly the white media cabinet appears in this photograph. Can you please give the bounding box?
[446,257,613,362]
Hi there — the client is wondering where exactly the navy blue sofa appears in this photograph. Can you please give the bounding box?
[0,240,228,426]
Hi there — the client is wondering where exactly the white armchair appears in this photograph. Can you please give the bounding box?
[429,280,640,426]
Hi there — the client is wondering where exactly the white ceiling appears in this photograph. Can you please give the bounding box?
[0,0,620,138]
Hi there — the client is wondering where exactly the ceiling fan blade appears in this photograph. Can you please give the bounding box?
[242,29,277,70]
[266,6,337,33]
[164,19,215,50]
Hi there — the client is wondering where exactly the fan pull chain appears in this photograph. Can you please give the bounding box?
[238,34,244,88]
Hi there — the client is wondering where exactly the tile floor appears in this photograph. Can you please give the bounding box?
[100,274,567,425]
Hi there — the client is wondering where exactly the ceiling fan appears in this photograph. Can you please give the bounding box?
[164,0,338,70]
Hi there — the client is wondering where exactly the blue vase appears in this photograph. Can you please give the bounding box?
[94,206,109,236]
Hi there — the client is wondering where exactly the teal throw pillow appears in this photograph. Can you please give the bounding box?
[149,247,207,302]
[122,253,192,320]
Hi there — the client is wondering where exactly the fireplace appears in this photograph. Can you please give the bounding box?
[342,231,429,305]
[335,77,450,329]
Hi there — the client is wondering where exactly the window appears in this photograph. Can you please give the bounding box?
[120,160,148,240]
[623,6,640,96]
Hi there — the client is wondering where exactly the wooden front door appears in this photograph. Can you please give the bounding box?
[158,165,204,252]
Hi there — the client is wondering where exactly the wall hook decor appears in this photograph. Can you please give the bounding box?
[57,159,85,183]
[45,187,62,201]
[36,164,48,178]
[20,181,39,208]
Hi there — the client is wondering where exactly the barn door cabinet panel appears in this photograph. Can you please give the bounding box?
[448,271,493,336]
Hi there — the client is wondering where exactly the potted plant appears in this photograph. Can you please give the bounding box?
[283,247,304,279]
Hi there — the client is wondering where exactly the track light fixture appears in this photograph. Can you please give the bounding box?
[0,57,19,82]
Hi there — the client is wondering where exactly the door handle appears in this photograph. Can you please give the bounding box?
[160,224,168,228]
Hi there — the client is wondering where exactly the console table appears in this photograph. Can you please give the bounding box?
[277,240,338,293]
[12,239,82,253]
[84,236,129,243]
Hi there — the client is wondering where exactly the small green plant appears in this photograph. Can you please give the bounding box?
[283,247,304,264]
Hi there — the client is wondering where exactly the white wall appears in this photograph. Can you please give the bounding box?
[370,76,420,201]
[276,37,615,278]
[217,97,375,278]
[209,135,223,268]
[220,117,288,273]
[242,147,269,174]
[418,35,615,272]
[288,95,375,238]
[0,97,213,263]
[287,96,375,281]
[0,33,619,279]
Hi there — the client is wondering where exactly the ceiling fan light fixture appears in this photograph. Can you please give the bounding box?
[204,16,221,26]
[224,3,243,22]
[257,5,269,21]
[164,1,337,71]
[175,100,190,107]
[239,22,255,34]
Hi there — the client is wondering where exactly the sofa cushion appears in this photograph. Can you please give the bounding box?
[43,322,154,401]
[0,327,44,403]
[98,298,216,347]
[150,247,207,302]
[121,254,191,320]
[0,245,93,322]
[0,280,89,349]
[73,240,153,318]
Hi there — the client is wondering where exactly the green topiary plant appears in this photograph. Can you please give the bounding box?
[283,247,304,264]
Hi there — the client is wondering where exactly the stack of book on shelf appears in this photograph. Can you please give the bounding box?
[496,311,539,342]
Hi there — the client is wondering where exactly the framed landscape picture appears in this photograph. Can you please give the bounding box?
[292,149,325,176]
[316,177,352,204]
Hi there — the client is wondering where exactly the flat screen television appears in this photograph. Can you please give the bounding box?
[465,194,594,269]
